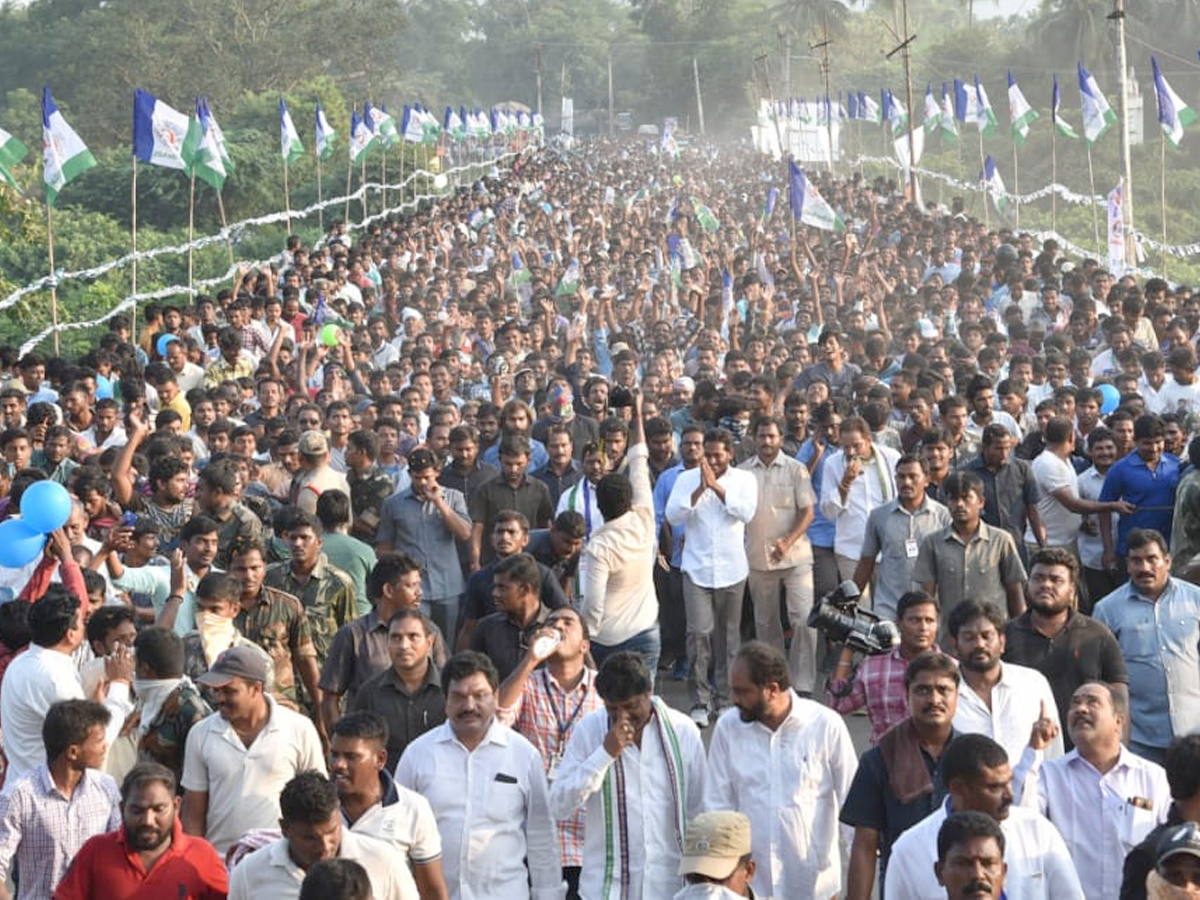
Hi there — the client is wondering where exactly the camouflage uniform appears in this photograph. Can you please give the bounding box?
[265,554,359,663]
[137,680,212,785]
[234,585,317,706]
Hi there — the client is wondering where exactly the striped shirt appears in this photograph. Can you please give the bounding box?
[498,666,603,866]
[0,765,121,899]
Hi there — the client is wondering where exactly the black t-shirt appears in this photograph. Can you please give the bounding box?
[1003,610,1129,749]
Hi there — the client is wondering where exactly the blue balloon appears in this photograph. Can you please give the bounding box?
[1098,382,1120,415]
[156,333,179,358]
[0,519,46,568]
[20,480,72,534]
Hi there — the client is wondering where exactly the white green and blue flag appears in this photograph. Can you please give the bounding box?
[982,155,1010,217]
[280,99,304,164]
[1152,57,1196,148]
[923,85,942,135]
[975,76,998,136]
[1079,63,1116,145]
[0,124,25,188]
[788,159,845,232]
[1007,72,1039,145]
[1052,75,1079,139]
[132,88,189,170]
[182,99,226,190]
[315,101,337,160]
[941,83,958,141]
[42,86,96,203]
[349,110,377,163]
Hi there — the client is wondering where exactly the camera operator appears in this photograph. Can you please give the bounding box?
[826,591,941,745]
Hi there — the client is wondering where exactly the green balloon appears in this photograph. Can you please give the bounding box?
[320,324,340,346]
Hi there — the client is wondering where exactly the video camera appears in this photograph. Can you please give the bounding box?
[807,580,900,656]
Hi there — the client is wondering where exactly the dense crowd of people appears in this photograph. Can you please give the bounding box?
[0,136,1198,899]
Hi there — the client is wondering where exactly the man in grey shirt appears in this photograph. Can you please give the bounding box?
[853,453,951,621]
[377,448,472,640]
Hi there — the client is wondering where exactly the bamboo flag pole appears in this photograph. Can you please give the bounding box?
[381,150,388,211]
[215,190,234,267]
[344,152,353,224]
[46,202,60,354]
[130,156,139,336]
[316,152,324,233]
[283,154,292,235]
[1012,141,1020,227]
[1086,143,1100,253]
[1051,127,1058,235]
[187,171,196,294]
[1161,132,1168,278]
[360,158,368,225]
[978,131,989,229]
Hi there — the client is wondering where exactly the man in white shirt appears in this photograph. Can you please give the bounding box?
[885,733,1084,900]
[1,587,133,788]
[549,651,706,900]
[181,646,326,855]
[229,771,413,900]
[1014,682,1171,900]
[579,397,659,673]
[934,812,1009,900]
[329,711,448,899]
[949,601,1064,764]
[665,427,758,727]
[820,417,900,585]
[706,641,857,900]
[395,651,563,900]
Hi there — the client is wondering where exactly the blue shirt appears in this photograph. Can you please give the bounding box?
[1093,577,1200,748]
[482,437,550,474]
[1098,451,1181,556]
[797,439,835,548]
[653,461,688,568]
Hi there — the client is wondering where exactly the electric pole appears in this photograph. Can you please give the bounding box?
[886,0,919,200]
[812,17,834,174]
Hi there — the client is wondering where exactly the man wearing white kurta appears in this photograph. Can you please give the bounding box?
[550,652,706,900]
[395,651,563,900]
[705,642,857,900]
[885,733,1083,900]
[1014,681,1171,900]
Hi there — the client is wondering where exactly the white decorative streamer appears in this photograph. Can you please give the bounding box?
[1,155,514,315]
[16,154,518,354]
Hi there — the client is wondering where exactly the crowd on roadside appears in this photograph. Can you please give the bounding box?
[0,137,1198,899]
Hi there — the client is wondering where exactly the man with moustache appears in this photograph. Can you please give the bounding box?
[1014,682,1171,900]
[53,762,228,899]
[395,652,563,900]
[1003,548,1128,746]
[885,734,1084,899]
[841,652,962,899]
[1094,529,1200,764]
[706,642,857,900]
[934,812,1009,900]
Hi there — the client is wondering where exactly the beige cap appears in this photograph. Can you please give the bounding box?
[678,811,752,880]
[298,429,329,457]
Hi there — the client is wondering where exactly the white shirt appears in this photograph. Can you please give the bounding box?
[395,719,563,900]
[884,802,1084,900]
[557,477,605,538]
[953,662,1064,764]
[348,777,443,866]
[0,645,85,788]
[819,445,901,560]
[1077,466,1115,569]
[173,361,207,393]
[228,829,413,900]
[665,464,758,588]
[1015,745,1171,900]
[549,704,707,900]
[704,694,857,900]
[180,695,327,854]
[1155,377,1200,415]
[1026,450,1081,546]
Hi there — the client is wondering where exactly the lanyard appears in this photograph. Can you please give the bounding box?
[545,669,589,750]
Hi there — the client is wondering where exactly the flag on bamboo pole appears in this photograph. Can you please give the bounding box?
[975,76,998,136]
[42,86,96,203]
[365,103,399,148]
[0,121,28,189]
[349,110,377,163]
[1007,72,1039,145]
[788,159,845,232]
[954,79,979,123]
[280,99,304,163]
[982,155,1010,217]
[940,83,958,141]
[182,99,226,190]
[1152,57,1196,148]
[1079,63,1116,145]
[402,105,425,143]
[923,85,942,135]
[132,89,189,170]
[1052,74,1079,139]
[858,92,881,124]
[445,106,466,141]
[202,100,234,173]
[315,101,337,160]
[555,258,581,296]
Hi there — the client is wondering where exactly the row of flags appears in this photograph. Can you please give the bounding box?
[768,60,1200,152]
[0,86,548,202]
